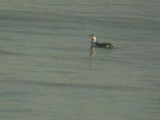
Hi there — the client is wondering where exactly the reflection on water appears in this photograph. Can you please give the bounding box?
[90,47,96,58]
[89,47,96,68]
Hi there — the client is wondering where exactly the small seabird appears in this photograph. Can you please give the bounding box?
[90,34,114,48]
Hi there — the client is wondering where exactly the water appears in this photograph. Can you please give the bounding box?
[0,0,160,120]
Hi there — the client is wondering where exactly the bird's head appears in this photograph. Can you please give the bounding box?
[90,34,96,43]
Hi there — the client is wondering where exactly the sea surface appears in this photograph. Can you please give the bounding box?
[0,0,160,120]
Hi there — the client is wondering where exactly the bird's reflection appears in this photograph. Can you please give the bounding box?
[90,47,96,58]
[89,47,96,68]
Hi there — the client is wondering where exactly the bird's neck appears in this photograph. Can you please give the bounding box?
[91,38,96,43]
[91,39,97,48]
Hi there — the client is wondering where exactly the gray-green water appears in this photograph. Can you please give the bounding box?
[0,0,160,120]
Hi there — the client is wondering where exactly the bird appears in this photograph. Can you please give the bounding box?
[90,34,114,48]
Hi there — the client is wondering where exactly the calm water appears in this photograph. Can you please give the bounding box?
[0,0,160,120]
